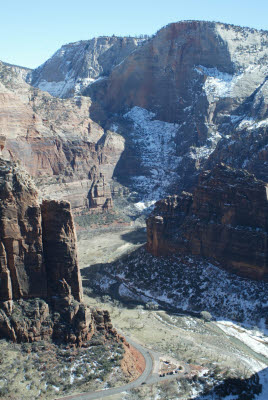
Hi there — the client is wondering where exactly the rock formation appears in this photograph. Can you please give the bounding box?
[41,200,83,302]
[88,174,113,210]
[0,159,115,343]
[0,159,47,301]
[30,36,146,98]
[82,21,267,199]
[1,21,268,212]
[147,164,268,281]
[0,61,124,215]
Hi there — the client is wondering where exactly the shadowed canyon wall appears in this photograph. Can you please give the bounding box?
[147,164,268,281]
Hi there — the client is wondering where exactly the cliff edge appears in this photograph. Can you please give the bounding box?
[0,159,115,343]
[147,164,268,280]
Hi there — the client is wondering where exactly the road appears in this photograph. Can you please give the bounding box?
[55,333,152,400]
[56,331,187,400]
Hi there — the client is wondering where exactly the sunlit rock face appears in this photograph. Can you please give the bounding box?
[147,164,268,281]
[0,160,116,344]
[0,61,125,214]
[30,36,144,98]
[85,21,268,198]
[1,21,268,210]
[0,159,47,301]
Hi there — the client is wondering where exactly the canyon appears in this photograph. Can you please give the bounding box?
[0,18,268,400]
[30,21,268,196]
[0,21,267,217]
[0,60,124,216]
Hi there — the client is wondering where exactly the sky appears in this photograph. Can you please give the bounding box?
[1,0,268,69]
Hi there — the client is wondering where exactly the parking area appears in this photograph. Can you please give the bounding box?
[158,357,185,377]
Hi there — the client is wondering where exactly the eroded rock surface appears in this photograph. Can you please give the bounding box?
[86,21,268,198]
[147,164,268,280]
[0,61,124,214]
[2,22,268,207]
[41,200,83,302]
[30,36,145,98]
[0,159,116,343]
[0,159,47,301]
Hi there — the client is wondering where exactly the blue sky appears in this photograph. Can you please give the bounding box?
[1,0,268,69]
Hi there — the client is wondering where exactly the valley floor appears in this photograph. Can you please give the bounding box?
[78,225,268,400]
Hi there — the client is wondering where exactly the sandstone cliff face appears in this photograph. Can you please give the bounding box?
[0,159,47,300]
[92,21,268,121]
[2,22,268,213]
[0,61,125,214]
[30,36,145,98]
[0,159,116,343]
[41,200,83,302]
[87,21,268,198]
[147,164,268,280]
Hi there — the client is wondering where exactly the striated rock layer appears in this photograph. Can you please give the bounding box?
[0,159,116,343]
[0,61,125,215]
[41,200,83,302]
[147,164,268,281]
[2,22,268,206]
[87,21,268,197]
[30,36,145,98]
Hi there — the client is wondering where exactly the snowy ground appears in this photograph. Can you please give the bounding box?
[90,248,268,329]
[216,321,268,362]
[79,226,268,400]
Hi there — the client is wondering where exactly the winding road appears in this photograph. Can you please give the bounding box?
[56,331,188,400]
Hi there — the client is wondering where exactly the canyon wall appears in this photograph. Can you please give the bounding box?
[0,159,115,343]
[86,21,268,197]
[0,61,125,215]
[30,36,145,98]
[1,21,268,212]
[147,164,268,281]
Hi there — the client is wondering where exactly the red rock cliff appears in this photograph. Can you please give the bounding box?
[147,164,268,281]
[0,160,47,301]
[0,159,115,343]
[41,200,83,302]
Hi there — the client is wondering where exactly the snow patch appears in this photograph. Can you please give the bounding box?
[110,124,118,132]
[124,107,181,200]
[234,116,268,131]
[195,66,243,100]
[216,320,268,361]
[37,79,75,97]
[134,200,156,211]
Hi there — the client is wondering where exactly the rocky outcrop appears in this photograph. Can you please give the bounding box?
[91,21,268,121]
[0,159,116,343]
[0,298,115,345]
[147,164,268,281]
[204,76,268,183]
[0,159,47,300]
[88,174,113,210]
[86,21,268,198]
[41,200,83,302]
